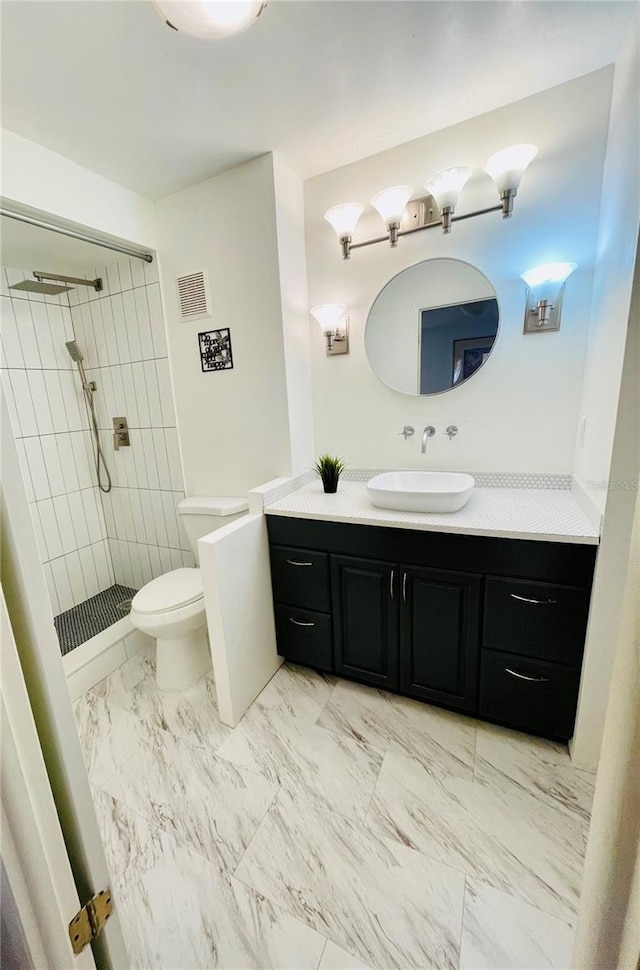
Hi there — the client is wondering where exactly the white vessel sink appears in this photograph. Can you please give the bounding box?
[367,471,475,513]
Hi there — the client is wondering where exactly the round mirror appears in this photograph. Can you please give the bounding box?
[365,258,499,395]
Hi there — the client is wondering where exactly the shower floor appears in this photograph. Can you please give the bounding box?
[55,584,138,656]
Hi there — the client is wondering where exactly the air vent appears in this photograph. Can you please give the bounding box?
[176,270,210,321]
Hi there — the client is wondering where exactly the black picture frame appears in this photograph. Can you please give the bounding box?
[452,335,494,384]
[198,328,234,373]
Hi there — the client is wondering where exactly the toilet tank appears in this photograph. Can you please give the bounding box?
[178,497,249,562]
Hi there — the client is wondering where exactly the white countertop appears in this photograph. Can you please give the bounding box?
[265,480,600,545]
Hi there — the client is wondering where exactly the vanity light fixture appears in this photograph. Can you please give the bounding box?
[310,304,349,356]
[152,1,266,38]
[483,144,538,218]
[370,186,414,247]
[324,144,538,259]
[521,262,577,333]
[424,167,472,234]
[324,204,365,260]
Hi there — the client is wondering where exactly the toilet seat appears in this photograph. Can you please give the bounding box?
[132,567,203,615]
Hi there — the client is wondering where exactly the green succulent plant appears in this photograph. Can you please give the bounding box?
[314,453,346,493]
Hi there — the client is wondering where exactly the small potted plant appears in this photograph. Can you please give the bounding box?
[314,453,345,494]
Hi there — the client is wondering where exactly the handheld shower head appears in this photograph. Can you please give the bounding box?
[65,340,84,363]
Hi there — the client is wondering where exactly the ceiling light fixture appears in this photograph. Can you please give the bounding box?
[325,144,538,259]
[153,1,266,39]
[310,304,349,356]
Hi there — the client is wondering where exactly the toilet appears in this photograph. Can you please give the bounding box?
[130,496,248,691]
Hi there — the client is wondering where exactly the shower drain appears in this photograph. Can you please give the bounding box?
[117,598,133,613]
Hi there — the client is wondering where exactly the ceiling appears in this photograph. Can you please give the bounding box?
[0,1,635,201]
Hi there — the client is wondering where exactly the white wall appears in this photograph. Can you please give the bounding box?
[155,154,294,496]
[272,155,315,473]
[1,129,156,249]
[304,70,613,473]
[572,13,640,770]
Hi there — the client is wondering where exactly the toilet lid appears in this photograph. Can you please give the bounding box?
[132,567,203,615]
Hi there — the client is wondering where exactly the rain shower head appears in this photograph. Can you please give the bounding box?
[65,340,84,363]
[9,278,72,295]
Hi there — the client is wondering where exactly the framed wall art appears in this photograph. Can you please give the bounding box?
[198,328,234,373]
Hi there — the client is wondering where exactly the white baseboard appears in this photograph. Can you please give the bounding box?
[63,616,153,701]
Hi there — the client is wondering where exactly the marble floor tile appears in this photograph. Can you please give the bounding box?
[92,710,278,871]
[85,645,234,754]
[92,789,326,970]
[318,941,373,970]
[255,662,337,722]
[367,750,584,923]
[317,678,476,780]
[474,722,595,823]
[459,879,574,969]
[235,788,466,970]
[73,687,145,791]
[216,702,382,821]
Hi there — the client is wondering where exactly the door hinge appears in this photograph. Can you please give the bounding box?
[69,888,113,954]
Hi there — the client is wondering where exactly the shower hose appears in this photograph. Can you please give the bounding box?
[81,382,113,493]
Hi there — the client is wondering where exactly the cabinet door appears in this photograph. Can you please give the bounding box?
[331,555,399,689]
[400,566,482,713]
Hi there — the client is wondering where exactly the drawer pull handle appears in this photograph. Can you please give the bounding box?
[510,594,558,605]
[402,571,407,603]
[390,570,395,600]
[286,559,313,567]
[289,617,315,627]
[505,667,550,683]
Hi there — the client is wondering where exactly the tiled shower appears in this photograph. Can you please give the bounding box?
[1,257,190,653]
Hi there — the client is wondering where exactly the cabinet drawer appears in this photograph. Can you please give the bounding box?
[483,577,589,665]
[479,649,581,740]
[274,605,333,672]
[270,546,330,612]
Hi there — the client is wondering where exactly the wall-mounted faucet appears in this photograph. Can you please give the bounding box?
[421,426,435,453]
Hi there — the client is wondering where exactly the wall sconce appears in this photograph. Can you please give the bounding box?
[310,304,349,356]
[324,143,538,259]
[521,262,577,333]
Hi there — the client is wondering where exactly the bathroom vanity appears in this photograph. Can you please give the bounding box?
[265,481,599,742]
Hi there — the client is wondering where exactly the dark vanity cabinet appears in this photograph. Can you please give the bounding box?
[267,516,596,741]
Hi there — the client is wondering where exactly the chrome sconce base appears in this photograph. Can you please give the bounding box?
[325,318,350,356]
[523,288,564,333]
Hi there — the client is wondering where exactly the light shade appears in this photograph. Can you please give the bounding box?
[370,185,413,225]
[484,144,538,193]
[424,167,472,211]
[324,204,364,239]
[310,304,347,334]
[152,1,265,39]
[521,262,577,287]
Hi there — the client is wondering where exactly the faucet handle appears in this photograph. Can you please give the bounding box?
[399,425,415,439]
[444,425,458,439]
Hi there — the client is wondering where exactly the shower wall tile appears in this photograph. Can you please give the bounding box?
[3,256,185,615]
[2,266,110,615]
[73,256,186,590]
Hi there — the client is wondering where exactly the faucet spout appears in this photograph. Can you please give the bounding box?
[421,426,435,454]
